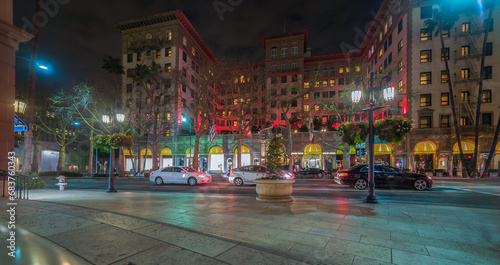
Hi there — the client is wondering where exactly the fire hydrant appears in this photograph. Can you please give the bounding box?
[56,175,67,191]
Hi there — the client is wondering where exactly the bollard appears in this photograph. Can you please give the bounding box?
[56,175,67,191]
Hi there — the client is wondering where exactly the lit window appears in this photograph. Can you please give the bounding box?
[441,70,448,83]
[462,22,470,32]
[329,79,335,86]
[397,80,403,92]
[182,36,187,46]
[461,91,470,102]
[322,116,328,123]
[303,104,310,111]
[420,94,431,106]
[398,40,403,53]
[420,116,432,128]
[420,72,431,85]
[420,50,432,63]
[442,29,449,38]
[165,47,172,57]
[441,48,449,61]
[339,67,344,74]
[314,104,320,111]
[482,90,492,103]
[461,45,470,56]
[322,80,328,87]
[166,30,172,41]
[156,49,161,59]
[379,49,383,58]
[303,94,309,100]
[146,33,152,40]
[420,29,431,41]
[398,60,403,72]
[233,121,238,127]
[346,67,351,73]
[304,82,309,89]
[461,68,470,79]
[441,93,449,105]
[441,115,450,128]
[355,65,360,72]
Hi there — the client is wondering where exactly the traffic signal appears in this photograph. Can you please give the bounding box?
[356,149,360,156]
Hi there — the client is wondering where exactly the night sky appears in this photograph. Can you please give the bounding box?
[14,0,383,95]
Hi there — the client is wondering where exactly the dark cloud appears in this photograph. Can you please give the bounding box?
[14,0,383,94]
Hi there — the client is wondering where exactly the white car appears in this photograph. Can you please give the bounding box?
[150,166,211,186]
[228,165,295,186]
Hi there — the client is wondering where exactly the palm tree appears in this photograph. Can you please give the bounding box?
[425,2,469,178]
[472,0,495,177]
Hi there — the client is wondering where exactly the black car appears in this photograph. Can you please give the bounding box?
[334,164,432,191]
[298,167,328,177]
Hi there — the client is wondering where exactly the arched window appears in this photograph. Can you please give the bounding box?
[166,30,172,41]
[291,43,298,56]
[315,68,319,75]
[156,32,162,40]
[146,33,152,40]
[322,68,328,75]
[137,35,143,41]
[182,36,187,46]
[281,45,288,58]
[127,37,134,47]
[330,67,335,75]
[271,46,278,59]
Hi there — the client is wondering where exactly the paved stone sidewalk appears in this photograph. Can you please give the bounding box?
[1,189,500,264]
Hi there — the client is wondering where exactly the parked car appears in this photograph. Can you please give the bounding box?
[150,166,211,186]
[334,164,432,191]
[228,165,295,186]
[298,167,328,177]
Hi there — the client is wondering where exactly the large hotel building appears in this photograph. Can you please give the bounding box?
[114,0,500,174]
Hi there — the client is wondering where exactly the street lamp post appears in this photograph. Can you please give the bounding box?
[352,72,394,204]
[181,115,192,167]
[102,110,124,193]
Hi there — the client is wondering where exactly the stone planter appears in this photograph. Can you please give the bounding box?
[255,179,295,202]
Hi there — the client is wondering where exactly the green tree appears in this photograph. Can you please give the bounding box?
[425,1,468,177]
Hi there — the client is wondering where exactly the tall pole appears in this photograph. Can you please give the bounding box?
[365,72,378,203]
[21,0,42,173]
[189,124,192,167]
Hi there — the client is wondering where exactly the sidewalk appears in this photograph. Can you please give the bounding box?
[1,189,499,265]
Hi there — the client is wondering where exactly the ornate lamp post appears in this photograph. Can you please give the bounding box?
[102,110,125,193]
[352,72,394,204]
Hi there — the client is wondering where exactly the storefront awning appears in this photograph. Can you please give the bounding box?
[123,148,133,155]
[234,145,250,154]
[304,144,322,155]
[414,141,437,154]
[160,147,172,156]
[453,141,474,154]
[141,148,152,156]
[374,143,393,155]
[185,147,194,156]
[209,146,224,155]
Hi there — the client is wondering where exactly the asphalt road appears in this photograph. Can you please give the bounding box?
[42,177,500,210]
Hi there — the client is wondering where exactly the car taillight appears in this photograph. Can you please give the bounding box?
[150,172,154,176]
[338,172,349,178]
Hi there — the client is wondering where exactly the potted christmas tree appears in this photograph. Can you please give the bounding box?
[255,135,294,202]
